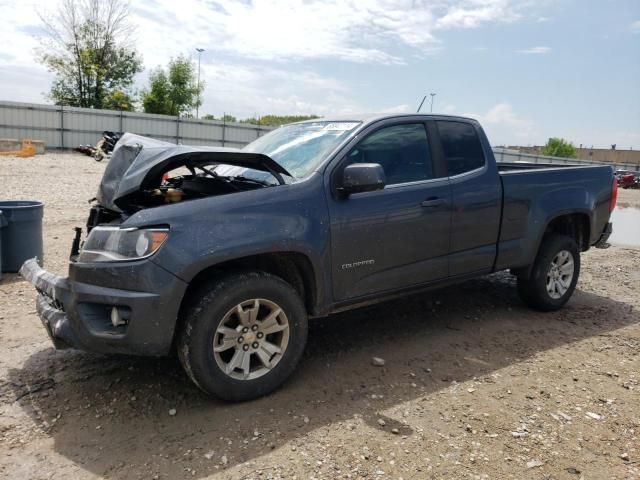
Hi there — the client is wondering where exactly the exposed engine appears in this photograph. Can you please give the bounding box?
[86,133,291,236]
[131,166,271,209]
[86,165,273,232]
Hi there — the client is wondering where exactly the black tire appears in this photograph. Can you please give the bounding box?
[517,234,580,311]
[177,271,308,401]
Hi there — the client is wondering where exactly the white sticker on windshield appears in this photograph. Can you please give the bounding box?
[322,122,359,131]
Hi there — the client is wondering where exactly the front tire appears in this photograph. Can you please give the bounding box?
[517,234,580,311]
[177,271,308,401]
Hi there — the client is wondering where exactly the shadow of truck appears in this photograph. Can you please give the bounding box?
[7,271,639,478]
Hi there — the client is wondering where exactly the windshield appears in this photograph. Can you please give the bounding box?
[242,121,360,180]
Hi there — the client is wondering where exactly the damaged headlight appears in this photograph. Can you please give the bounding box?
[78,226,169,262]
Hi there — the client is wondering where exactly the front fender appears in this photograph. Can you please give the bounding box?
[124,173,332,309]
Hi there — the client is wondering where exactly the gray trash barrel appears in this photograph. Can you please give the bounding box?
[0,210,6,279]
[0,201,44,273]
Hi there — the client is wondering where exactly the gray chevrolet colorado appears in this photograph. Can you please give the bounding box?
[21,114,616,401]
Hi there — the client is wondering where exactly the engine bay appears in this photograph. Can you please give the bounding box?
[133,165,272,209]
[87,163,276,232]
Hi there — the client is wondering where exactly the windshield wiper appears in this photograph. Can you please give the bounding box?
[228,175,274,186]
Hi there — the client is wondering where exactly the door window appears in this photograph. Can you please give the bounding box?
[346,123,433,185]
[436,121,485,176]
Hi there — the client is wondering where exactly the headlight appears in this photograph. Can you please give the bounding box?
[78,226,169,262]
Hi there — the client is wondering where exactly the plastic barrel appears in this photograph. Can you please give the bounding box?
[0,210,5,279]
[0,201,44,273]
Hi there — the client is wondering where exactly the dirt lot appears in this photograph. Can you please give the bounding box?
[1,153,639,479]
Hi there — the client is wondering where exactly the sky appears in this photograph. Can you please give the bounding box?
[0,0,638,147]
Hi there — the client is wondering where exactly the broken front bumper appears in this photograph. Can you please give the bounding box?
[20,260,77,349]
[20,258,188,356]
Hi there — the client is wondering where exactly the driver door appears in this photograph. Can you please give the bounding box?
[327,121,452,301]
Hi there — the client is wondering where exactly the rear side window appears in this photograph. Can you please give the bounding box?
[437,121,485,176]
[347,123,432,185]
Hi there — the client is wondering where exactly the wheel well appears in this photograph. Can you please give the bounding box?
[179,252,317,317]
[544,213,590,251]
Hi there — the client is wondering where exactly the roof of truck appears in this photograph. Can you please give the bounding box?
[295,113,477,125]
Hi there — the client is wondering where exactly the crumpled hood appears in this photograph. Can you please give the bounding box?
[96,133,291,212]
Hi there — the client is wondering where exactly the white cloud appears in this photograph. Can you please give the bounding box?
[464,103,538,145]
[441,103,457,114]
[0,0,529,68]
[632,20,640,31]
[0,64,51,103]
[379,104,412,114]
[537,16,549,22]
[0,0,535,116]
[197,62,360,117]
[436,0,520,29]
[518,46,551,54]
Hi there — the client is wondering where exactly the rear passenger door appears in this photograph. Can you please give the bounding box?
[435,120,502,276]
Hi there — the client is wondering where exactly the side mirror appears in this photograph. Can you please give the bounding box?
[339,163,386,195]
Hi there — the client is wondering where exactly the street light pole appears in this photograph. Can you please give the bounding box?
[430,93,436,113]
[195,48,205,118]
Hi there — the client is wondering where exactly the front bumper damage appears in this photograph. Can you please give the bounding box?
[20,258,188,356]
[20,260,78,349]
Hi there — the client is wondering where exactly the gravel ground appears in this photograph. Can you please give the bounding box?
[1,153,639,480]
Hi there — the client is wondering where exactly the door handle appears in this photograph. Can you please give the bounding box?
[421,197,445,208]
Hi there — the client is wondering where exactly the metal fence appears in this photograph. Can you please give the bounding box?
[0,100,274,149]
[493,147,640,173]
[2,99,638,173]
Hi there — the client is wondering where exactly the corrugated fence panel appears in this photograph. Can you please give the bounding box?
[493,148,640,173]
[10,101,635,172]
[123,112,178,141]
[63,107,121,148]
[0,101,62,147]
[224,123,262,145]
[179,120,222,145]
[0,100,275,151]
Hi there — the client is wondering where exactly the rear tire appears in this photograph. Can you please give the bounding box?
[177,271,308,402]
[517,234,580,311]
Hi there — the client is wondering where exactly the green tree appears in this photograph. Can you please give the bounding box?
[142,55,204,116]
[103,89,136,111]
[202,114,237,122]
[37,0,142,109]
[240,114,320,126]
[542,137,577,158]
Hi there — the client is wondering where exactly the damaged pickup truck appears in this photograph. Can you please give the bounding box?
[21,115,616,401]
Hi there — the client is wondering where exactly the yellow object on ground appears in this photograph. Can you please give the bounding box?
[0,139,36,157]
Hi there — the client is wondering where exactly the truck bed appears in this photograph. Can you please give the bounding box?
[494,162,614,271]
[497,161,593,172]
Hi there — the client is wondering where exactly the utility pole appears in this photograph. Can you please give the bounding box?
[430,93,436,113]
[195,47,205,118]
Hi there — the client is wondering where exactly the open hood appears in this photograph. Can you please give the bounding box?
[96,133,292,212]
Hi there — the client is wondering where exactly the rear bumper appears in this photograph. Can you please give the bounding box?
[20,258,188,356]
[594,222,613,249]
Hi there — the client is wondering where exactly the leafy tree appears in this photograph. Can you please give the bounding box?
[220,114,237,123]
[103,89,136,111]
[37,0,142,109]
[202,114,237,122]
[240,114,320,126]
[542,137,577,158]
[142,55,204,116]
